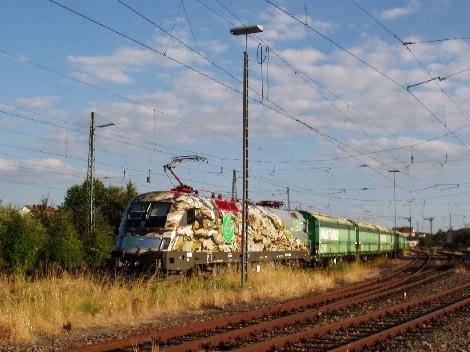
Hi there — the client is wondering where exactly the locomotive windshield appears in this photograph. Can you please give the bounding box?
[124,201,171,228]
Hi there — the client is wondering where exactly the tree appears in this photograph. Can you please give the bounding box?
[84,212,114,268]
[99,181,138,235]
[62,179,138,235]
[61,179,138,267]
[44,211,84,270]
[0,208,47,273]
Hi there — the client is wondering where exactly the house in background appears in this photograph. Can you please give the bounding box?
[19,204,58,217]
[392,226,415,237]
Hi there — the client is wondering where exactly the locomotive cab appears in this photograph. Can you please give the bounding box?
[117,200,172,253]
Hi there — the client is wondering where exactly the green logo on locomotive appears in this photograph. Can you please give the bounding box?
[222,215,235,243]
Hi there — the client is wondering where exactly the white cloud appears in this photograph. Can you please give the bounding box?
[348,136,468,173]
[377,1,418,20]
[67,31,220,85]
[0,159,18,172]
[0,158,83,183]
[15,96,58,110]
[79,31,470,159]
[88,69,241,146]
[68,47,156,84]
[259,6,335,42]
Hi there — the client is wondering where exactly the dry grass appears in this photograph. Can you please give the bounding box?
[0,259,385,344]
[453,264,468,273]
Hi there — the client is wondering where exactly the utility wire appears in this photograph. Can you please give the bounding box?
[48,0,242,96]
[350,0,470,127]
[403,35,470,45]
[180,0,200,53]
[0,49,271,164]
[1,48,297,165]
[43,2,401,179]
[198,0,449,171]
[16,1,433,179]
[197,0,457,171]
[266,0,466,146]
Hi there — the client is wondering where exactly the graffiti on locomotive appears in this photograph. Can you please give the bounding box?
[117,191,307,253]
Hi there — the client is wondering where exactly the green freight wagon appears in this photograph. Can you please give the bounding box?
[375,224,394,253]
[351,220,380,255]
[397,233,406,252]
[300,212,356,259]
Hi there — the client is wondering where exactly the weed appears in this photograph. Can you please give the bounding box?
[0,259,384,344]
[80,300,101,316]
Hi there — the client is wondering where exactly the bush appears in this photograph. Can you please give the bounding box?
[0,208,47,273]
[83,212,115,268]
[44,211,84,270]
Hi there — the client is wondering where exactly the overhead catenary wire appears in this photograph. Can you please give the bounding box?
[201,0,470,222]
[1,0,466,228]
[0,112,371,206]
[44,0,459,193]
[0,48,297,165]
[403,35,470,45]
[196,0,451,170]
[0,124,427,208]
[266,0,467,147]
[199,0,459,173]
[349,0,470,126]
[0,41,448,181]
[42,1,406,180]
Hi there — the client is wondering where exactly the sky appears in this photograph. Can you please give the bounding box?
[1,0,470,232]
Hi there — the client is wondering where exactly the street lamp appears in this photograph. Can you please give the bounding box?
[388,169,400,257]
[230,24,263,289]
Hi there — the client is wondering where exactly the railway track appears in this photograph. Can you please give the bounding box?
[239,281,470,352]
[65,253,469,352]
[66,253,454,352]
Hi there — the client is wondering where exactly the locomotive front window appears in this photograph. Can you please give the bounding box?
[127,202,149,219]
[146,202,171,228]
[124,201,171,228]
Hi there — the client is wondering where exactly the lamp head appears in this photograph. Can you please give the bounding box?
[230,25,263,36]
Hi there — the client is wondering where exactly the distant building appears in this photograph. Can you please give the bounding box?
[392,226,415,237]
[415,231,428,238]
[19,204,58,217]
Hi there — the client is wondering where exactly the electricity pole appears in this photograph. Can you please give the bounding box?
[287,187,291,211]
[389,169,400,256]
[405,199,413,234]
[86,112,96,236]
[424,217,434,236]
[86,112,115,236]
[231,169,237,201]
[424,217,434,250]
[230,24,264,289]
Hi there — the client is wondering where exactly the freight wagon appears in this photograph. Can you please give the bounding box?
[110,190,408,273]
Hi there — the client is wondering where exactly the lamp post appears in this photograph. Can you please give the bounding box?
[389,169,400,257]
[230,24,263,289]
